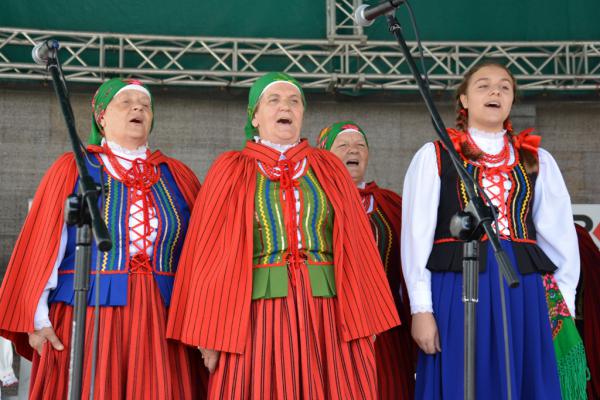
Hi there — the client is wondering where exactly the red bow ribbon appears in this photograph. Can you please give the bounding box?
[481,163,513,176]
[512,128,541,157]
[120,158,159,191]
[446,128,468,153]
[277,159,300,191]
[129,253,153,274]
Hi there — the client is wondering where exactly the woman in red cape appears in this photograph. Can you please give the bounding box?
[0,78,205,399]
[575,224,600,399]
[317,120,417,400]
[167,72,400,399]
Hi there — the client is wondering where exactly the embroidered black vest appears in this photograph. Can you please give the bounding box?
[426,141,557,274]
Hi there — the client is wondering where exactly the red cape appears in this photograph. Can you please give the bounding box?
[361,182,417,397]
[0,148,201,360]
[166,140,400,354]
[360,182,412,318]
[360,182,402,237]
[575,224,600,399]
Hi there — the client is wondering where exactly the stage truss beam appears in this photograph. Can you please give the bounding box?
[1,27,599,91]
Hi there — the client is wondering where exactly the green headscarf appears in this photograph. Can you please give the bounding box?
[89,78,154,145]
[317,120,369,150]
[244,72,306,140]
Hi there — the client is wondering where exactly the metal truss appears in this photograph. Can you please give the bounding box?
[326,0,365,40]
[1,27,599,91]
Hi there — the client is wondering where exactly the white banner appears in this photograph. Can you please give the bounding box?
[573,204,600,248]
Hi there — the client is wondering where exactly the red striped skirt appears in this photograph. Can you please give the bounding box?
[29,273,206,400]
[375,325,416,400]
[208,268,377,400]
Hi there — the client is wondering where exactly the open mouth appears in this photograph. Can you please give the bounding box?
[484,101,501,109]
[277,117,292,125]
[129,117,143,125]
[346,159,360,167]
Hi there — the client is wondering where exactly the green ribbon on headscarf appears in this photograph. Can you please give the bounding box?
[316,120,368,150]
[244,72,306,140]
[89,78,154,145]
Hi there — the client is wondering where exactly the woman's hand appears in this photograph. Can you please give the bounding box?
[411,312,441,354]
[198,348,221,373]
[28,327,64,356]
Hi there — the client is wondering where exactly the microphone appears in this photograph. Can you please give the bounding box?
[31,40,60,65]
[354,0,404,27]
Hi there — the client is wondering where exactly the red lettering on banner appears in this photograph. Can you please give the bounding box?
[594,222,600,242]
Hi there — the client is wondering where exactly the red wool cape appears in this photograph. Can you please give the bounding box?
[575,224,600,399]
[166,140,400,354]
[0,148,200,360]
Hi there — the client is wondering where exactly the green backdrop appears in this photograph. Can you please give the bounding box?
[2,0,599,41]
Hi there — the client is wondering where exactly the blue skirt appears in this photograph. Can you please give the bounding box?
[415,240,562,400]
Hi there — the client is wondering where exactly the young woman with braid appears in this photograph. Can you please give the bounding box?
[401,62,587,400]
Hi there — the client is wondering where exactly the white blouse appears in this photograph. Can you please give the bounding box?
[400,129,580,316]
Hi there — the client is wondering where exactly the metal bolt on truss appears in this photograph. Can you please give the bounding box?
[1,27,599,91]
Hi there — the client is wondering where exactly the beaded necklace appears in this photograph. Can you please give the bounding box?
[465,132,511,166]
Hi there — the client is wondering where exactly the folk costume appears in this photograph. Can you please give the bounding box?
[167,73,400,400]
[0,78,204,399]
[575,224,600,399]
[318,121,416,400]
[402,127,586,400]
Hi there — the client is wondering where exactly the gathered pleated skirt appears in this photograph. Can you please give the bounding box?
[375,322,416,400]
[208,267,377,400]
[415,240,562,400]
[29,272,206,400]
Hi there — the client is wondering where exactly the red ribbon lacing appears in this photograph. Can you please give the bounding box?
[467,134,512,236]
[103,144,160,274]
[262,159,305,286]
[448,130,511,235]
[447,128,541,236]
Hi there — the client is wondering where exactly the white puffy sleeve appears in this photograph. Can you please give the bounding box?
[533,148,580,316]
[401,142,440,314]
[33,223,67,330]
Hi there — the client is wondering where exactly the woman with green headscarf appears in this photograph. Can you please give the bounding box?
[318,120,417,400]
[167,72,400,399]
[0,78,206,399]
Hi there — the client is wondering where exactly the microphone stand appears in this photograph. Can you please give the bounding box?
[43,47,112,400]
[383,14,520,400]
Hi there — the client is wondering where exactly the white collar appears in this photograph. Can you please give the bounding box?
[102,138,148,159]
[467,127,507,155]
[468,127,506,140]
[254,136,300,155]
